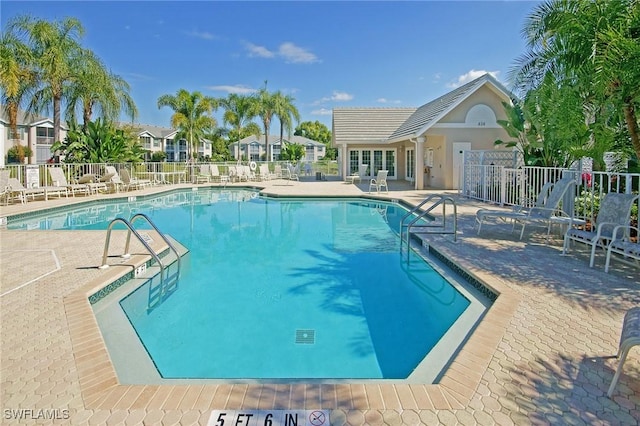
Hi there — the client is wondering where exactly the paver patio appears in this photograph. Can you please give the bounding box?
[1,178,638,425]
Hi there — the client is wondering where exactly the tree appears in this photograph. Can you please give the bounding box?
[0,28,36,143]
[252,82,278,161]
[9,16,85,147]
[511,0,640,160]
[273,91,300,150]
[157,89,218,162]
[65,49,137,128]
[281,143,305,162]
[51,118,144,163]
[219,93,261,160]
[294,120,335,159]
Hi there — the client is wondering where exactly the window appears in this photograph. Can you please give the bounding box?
[140,136,151,149]
[305,145,315,162]
[36,127,54,145]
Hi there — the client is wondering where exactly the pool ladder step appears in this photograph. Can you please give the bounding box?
[399,194,457,262]
[100,213,183,311]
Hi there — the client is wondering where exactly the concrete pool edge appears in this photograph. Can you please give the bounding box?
[64,236,521,410]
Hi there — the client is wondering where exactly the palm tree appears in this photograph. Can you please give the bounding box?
[157,89,218,163]
[65,49,137,128]
[9,16,85,146]
[0,29,36,143]
[273,91,300,156]
[219,93,261,160]
[252,82,278,161]
[510,0,640,160]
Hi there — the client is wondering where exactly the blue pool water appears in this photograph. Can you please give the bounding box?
[9,189,471,379]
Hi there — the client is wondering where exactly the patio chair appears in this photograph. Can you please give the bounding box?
[607,307,640,397]
[258,164,271,181]
[120,168,152,190]
[210,164,229,184]
[77,172,113,194]
[346,164,369,184]
[195,164,211,184]
[562,192,639,267]
[369,170,389,193]
[6,177,69,203]
[605,225,640,272]
[48,167,90,197]
[476,181,553,235]
[477,177,576,239]
[104,166,125,193]
[0,170,9,205]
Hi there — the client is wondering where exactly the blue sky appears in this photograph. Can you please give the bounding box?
[2,1,538,131]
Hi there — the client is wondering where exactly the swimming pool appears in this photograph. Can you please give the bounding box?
[8,188,490,381]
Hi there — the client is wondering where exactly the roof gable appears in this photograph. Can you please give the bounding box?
[387,73,512,142]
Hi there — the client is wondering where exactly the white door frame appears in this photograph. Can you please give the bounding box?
[452,142,471,189]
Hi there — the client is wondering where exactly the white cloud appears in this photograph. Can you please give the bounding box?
[245,42,275,58]
[278,42,319,64]
[330,91,353,101]
[311,108,333,116]
[447,69,500,88]
[377,98,401,104]
[312,91,354,105]
[185,30,218,40]
[207,85,257,95]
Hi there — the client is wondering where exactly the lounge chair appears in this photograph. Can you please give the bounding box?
[258,164,271,181]
[0,170,10,205]
[119,168,152,190]
[476,181,554,235]
[608,307,640,397]
[7,177,68,202]
[104,166,125,192]
[195,164,211,184]
[48,167,90,197]
[562,192,639,267]
[346,164,369,184]
[605,225,640,272]
[210,164,229,184]
[77,172,113,194]
[369,170,389,193]
[476,177,576,239]
[283,164,299,181]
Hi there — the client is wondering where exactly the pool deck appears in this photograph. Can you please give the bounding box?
[1,177,639,425]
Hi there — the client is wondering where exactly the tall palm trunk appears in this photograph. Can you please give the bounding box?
[623,101,640,161]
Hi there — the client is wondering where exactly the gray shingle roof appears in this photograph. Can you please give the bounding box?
[332,108,417,144]
[387,73,512,142]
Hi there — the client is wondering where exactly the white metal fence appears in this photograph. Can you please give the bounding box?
[462,164,639,223]
[2,160,340,188]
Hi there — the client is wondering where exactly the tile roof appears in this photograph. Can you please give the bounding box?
[332,108,417,143]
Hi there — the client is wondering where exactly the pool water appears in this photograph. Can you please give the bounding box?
[9,189,472,379]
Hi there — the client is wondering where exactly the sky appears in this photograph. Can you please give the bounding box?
[2,1,539,132]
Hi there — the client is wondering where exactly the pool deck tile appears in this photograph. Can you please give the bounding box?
[1,178,639,424]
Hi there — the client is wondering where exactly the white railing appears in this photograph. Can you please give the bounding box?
[1,160,340,188]
[462,164,639,222]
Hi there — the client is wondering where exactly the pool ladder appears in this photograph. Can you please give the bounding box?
[100,213,181,307]
[399,194,457,260]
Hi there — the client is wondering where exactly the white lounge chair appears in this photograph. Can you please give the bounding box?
[369,170,389,193]
[210,164,228,184]
[605,225,640,272]
[608,307,640,397]
[48,167,90,197]
[477,177,577,239]
[0,170,10,205]
[346,164,369,184]
[104,166,125,193]
[7,177,68,202]
[258,164,271,181]
[563,192,639,267]
[120,168,152,190]
[195,164,211,183]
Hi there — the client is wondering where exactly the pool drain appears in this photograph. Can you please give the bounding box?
[295,329,315,344]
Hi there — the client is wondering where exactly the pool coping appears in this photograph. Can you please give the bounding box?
[61,192,521,410]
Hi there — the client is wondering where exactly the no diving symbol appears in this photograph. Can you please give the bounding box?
[309,411,326,426]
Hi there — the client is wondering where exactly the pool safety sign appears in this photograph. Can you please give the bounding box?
[208,410,330,426]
